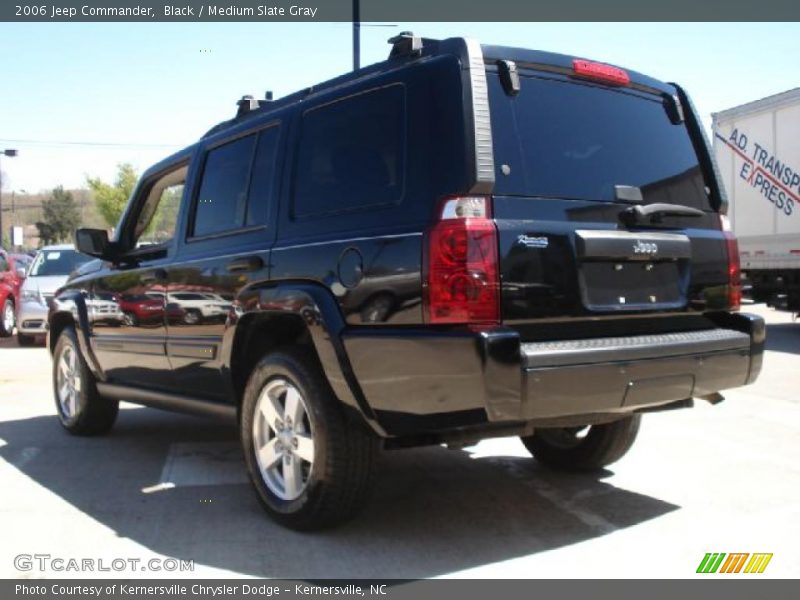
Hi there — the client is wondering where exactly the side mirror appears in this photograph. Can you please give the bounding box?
[75,228,114,259]
[16,267,26,278]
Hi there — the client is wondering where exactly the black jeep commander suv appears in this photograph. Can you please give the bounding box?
[49,34,764,530]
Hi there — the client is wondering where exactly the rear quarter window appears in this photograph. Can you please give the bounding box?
[488,73,713,210]
[292,84,406,218]
[192,134,257,237]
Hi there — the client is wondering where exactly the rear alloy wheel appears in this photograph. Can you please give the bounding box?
[241,350,377,530]
[521,415,641,472]
[0,299,14,337]
[53,327,118,435]
[253,378,315,501]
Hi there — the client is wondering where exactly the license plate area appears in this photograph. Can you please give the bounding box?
[580,261,684,310]
[575,230,691,312]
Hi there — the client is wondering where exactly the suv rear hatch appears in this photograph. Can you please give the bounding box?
[483,53,735,333]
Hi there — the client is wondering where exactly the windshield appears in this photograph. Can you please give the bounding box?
[29,249,92,277]
[488,73,712,210]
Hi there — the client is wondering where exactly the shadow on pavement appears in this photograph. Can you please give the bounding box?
[0,409,678,578]
[0,336,45,349]
[765,321,800,355]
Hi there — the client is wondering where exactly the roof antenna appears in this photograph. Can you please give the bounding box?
[258,91,274,108]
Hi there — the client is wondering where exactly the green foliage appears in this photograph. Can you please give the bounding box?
[87,163,138,227]
[36,186,81,245]
[139,184,182,244]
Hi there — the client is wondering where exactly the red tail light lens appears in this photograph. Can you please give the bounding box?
[720,215,741,311]
[572,59,630,86]
[425,196,500,325]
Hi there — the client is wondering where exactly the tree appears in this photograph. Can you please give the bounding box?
[36,186,81,245]
[87,163,138,227]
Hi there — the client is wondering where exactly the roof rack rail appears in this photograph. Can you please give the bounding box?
[236,95,259,118]
[388,31,423,59]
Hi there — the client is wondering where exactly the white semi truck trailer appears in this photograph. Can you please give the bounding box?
[713,88,800,310]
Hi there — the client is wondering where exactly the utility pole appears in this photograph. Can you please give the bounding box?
[352,0,360,71]
[0,149,19,249]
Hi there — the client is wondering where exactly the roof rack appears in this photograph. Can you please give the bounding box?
[388,31,423,59]
[235,95,259,118]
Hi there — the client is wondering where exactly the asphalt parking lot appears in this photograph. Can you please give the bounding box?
[0,303,798,579]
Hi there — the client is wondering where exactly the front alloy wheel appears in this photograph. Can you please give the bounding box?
[55,343,82,420]
[253,378,316,501]
[52,327,118,435]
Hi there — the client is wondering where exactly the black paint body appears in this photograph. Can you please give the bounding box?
[50,39,763,439]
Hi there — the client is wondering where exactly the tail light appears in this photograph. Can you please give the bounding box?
[720,215,741,311]
[424,196,500,325]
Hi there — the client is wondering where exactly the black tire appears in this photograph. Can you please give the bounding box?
[52,327,118,436]
[123,312,138,327]
[521,415,641,472]
[240,349,377,530]
[17,333,38,347]
[0,298,14,337]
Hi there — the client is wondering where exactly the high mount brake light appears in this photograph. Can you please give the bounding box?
[425,196,500,325]
[720,215,741,311]
[572,59,630,86]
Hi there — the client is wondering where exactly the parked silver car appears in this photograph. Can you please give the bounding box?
[17,244,92,346]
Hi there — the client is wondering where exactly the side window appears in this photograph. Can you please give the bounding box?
[293,84,405,218]
[0,253,8,271]
[192,134,257,237]
[246,126,281,228]
[133,166,187,248]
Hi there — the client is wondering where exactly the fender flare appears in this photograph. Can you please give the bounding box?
[221,281,385,436]
[48,289,105,381]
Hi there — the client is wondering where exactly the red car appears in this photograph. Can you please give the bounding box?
[118,293,164,326]
[0,250,31,337]
[118,293,186,326]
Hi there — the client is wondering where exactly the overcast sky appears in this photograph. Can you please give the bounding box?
[0,21,798,193]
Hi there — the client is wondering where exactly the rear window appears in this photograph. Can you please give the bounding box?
[488,74,712,210]
[29,249,92,277]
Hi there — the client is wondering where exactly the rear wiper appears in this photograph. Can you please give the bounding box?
[620,202,705,225]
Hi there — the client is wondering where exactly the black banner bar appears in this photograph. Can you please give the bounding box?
[2,0,800,22]
[4,579,799,600]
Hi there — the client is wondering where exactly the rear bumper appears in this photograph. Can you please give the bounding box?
[342,313,764,435]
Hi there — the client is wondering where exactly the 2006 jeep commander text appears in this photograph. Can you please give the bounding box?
[49,35,764,530]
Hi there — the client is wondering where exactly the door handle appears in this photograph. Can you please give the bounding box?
[226,256,264,273]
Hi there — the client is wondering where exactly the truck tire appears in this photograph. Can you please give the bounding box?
[521,415,641,472]
[240,349,377,530]
[52,326,119,435]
